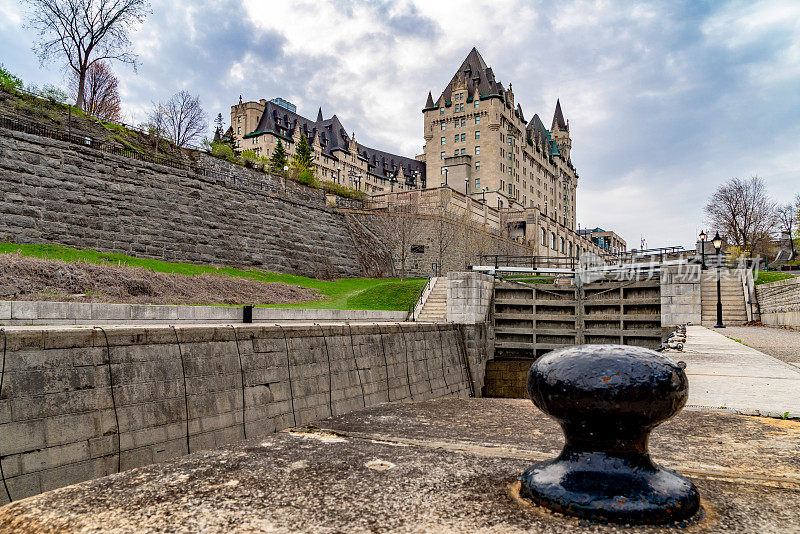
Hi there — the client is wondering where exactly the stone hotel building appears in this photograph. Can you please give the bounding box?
[230,48,625,258]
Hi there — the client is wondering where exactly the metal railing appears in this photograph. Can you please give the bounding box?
[477,254,581,270]
[407,277,432,322]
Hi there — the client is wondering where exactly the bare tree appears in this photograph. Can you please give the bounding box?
[69,60,120,120]
[23,0,150,111]
[430,193,464,276]
[373,193,426,281]
[776,196,800,257]
[704,176,777,256]
[150,91,208,148]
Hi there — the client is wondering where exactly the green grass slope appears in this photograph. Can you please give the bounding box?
[0,242,425,310]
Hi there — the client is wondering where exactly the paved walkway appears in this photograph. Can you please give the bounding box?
[682,325,800,418]
[721,325,800,366]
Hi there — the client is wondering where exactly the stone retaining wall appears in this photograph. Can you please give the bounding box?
[0,128,389,279]
[660,265,702,326]
[755,276,800,327]
[0,322,490,504]
[0,301,407,326]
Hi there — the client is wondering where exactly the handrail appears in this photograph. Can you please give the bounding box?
[408,276,433,322]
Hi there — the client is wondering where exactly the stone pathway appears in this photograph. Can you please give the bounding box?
[721,325,800,366]
[681,325,800,418]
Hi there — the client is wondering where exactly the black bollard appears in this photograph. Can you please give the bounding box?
[520,345,700,525]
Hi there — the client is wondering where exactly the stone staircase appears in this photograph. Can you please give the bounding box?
[701,270,748,326]
[416,277,448,322]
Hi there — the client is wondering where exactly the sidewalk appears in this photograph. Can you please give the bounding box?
[681,325,800,418]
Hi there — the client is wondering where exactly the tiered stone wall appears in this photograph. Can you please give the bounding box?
[756,276,800,327]
[0,128,389,279]
[0,322,491,504]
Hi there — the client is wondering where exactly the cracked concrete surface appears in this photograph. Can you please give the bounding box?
[1,398,798,533]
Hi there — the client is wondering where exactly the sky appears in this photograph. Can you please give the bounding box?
[1,0,798,249]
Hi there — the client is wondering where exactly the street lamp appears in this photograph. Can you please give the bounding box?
[465,177,469,196]
[481,187,486,203]
[441,167,448,187]
[712,231,724,329]
[699,230,707,270]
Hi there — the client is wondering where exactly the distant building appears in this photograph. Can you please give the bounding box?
[230,96,424,194]
[577,228,627,254]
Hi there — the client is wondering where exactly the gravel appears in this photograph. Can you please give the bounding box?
[722,325,800,366]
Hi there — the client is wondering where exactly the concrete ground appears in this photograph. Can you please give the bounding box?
[721,325,800,366]
[681,325,800,418]
[1,398,798,533]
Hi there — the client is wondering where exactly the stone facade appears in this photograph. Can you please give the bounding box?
[755,276,800,328]
[0,322,491,504]
[0,127,392,279]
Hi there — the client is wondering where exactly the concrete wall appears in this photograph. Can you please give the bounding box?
[0,301,407,326]
[0,322,491,504]
[756,276,800,327]
[446,272,495,323]
[0,128,391,279]
[660,265,702,326]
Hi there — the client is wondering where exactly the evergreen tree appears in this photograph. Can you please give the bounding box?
[269,139,288,175]
[291,134,313,170]
[214,113,224,132]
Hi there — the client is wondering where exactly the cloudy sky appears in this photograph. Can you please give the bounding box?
[1,0,798,249]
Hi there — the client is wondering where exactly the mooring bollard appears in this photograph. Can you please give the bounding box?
[520,344,700,524]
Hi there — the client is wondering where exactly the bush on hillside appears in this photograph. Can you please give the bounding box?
[41,84,68,104]
[0,64,23,93]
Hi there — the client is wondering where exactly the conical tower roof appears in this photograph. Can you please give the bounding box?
[552,99,567,130]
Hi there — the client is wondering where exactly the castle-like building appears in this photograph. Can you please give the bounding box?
[230,48,624,256]
[230,97,425,194]
[421,48,576,228]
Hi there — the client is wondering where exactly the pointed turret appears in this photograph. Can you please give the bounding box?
[316,107,323,122]
[424,91,434,110]
[552,99,567,131]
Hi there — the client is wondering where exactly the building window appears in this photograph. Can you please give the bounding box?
[460,148,465,155]
[411,244,425,254]
[454,150,459,156]
[551,233,556,250]
[237,116,241,123]
[508,184,513,195]
[541,228,546,246]
[441,123,446,130]
[568,242,573,256]
[460,133,466,142]
[237,127,241,134]
[475,146,480,155]
[475,161,480,170]
[475,101,479,108]
[461,118,466,126]
[440,108,444,115]
[440,152,445,159]
[475,178,480,188]
[475,116,480,124]
[475,131,480,139]
[441,136,445,145]
[560,237,565,253]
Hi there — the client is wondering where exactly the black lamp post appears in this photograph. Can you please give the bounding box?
[481,187,486,203]
[465,177,469,196]
[699,230,707,270]
[712,231,724,328]
[441,167,448,187]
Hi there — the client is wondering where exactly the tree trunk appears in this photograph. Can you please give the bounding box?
[75,68,87,111]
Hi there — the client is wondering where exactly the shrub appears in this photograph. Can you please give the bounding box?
[292,166,319,188]
[0,64,23,93]
[210,141,239,164]
[41,84,68,104]
[321,180,367,202]
[240,149,261,168]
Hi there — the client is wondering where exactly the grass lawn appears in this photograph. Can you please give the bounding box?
[754,270,797,285]
[0,242,425,311]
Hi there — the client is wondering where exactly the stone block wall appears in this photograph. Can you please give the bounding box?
[0,301,407,326]
[0,128,388,279]
[660,265,702,326]
[446,272,494,323]
[0,322,490,504]
[756,276,800,327]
